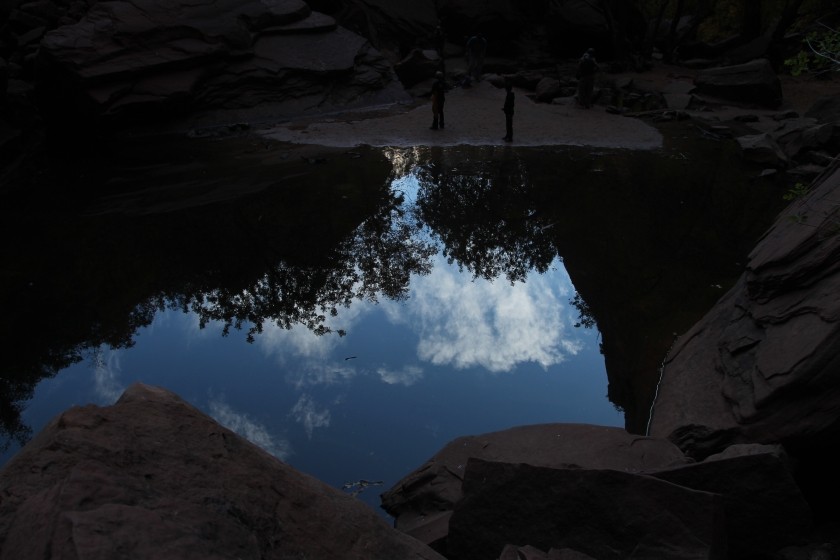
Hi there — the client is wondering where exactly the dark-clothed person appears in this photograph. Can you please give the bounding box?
[502,79,515,142]
[576,48,599,109]
[430,72,446,130]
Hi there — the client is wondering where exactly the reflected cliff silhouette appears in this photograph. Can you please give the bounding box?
[1,124,793,449]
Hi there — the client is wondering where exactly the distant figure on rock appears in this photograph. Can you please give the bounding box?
[430,71,446,130]
[466,33,487,84]
[502,78,515,142]
[576,48,599,109]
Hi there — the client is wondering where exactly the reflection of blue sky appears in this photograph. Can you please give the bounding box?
[0,167,620,518]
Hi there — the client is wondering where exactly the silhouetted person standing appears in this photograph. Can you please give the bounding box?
[502,78,514,142]
[576,48,599,109]
[430,71,446,130]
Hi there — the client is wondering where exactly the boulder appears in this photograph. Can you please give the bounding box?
[445,459,726,560]
[805,95,840,126]
[770,118,835,158]
[535,77,561,102]
[383,423,816,558]
[650,445,813,558]
[693,58,783,108]
[381,423,691,548]
[0,383,445,560]
[307,0,439,61]
[736,133,789,167]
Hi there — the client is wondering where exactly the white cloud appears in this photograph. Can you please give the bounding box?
[383,256,582,373]
[376,365,424,386]
[92,349,125,404]
[290,394,331,439]
[207,399,292,461]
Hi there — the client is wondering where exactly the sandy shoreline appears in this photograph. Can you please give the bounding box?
[260,80,664,150]
[256,58,836,152]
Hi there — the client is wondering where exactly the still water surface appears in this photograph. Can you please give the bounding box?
[4,255,615,515]
[0,128,788,517]
[0,165,618,516]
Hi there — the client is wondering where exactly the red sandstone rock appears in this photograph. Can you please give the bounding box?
[0,383,445,560]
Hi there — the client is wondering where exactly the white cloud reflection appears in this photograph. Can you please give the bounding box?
[247,248,582,386]
[255,303,372,388]
[207,399,292,461]
[384,256,581,373]
[290,394,331,438]
[376,365,424,386]
[93,348,125,404]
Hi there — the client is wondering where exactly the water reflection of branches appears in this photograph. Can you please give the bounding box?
[413,154,557,284]
[1,164,435,451]
[570,291,597,329]
[171,189,435,342]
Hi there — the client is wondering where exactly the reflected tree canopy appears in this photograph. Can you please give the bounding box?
[413,148,557,284]
[175,186,435,341]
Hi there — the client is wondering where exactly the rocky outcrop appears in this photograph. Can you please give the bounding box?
[307,0,439,62]
[693,58,783,108]
[648,158,840,460]
[382,425,814,559]
[0,383,445,560]
[30,0,411,128]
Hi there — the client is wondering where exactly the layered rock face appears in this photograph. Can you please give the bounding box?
[31,0,411,128]
[648,160,840,459]
[0,383,445,560]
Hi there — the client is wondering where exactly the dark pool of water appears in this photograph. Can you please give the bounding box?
[0,125,791,516]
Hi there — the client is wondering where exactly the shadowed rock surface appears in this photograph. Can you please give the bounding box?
[648,159,840,456]
[33,0,411,128]
[693,58,783,108]
[0,383,445,560]
[381,424,814,559]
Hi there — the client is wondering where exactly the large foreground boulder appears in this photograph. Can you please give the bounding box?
[0,383,445,560]
[382,425,813,559]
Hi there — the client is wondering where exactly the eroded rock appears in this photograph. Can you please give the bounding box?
[33,0,411,128]
[693,58,783,108]
[0,383,445,560]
